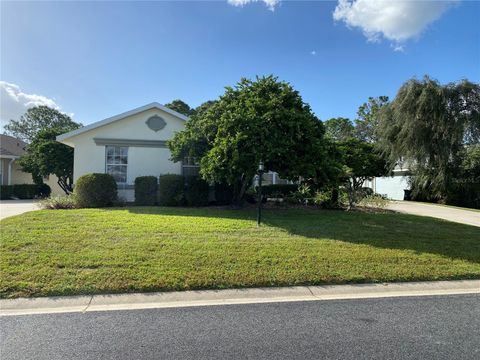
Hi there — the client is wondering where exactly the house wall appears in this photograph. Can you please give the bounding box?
[0,159,8,185]
[373,175,410,200]
[0,159,64,196]
[65,108,185,190]
[10,162,65,196]
[10,161,34,184]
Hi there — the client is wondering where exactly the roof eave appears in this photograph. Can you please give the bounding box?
[56,102,189,142]
[0,154,20,160]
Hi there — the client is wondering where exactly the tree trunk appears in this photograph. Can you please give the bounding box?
[57,176,73,195]
[331,187,339,206]
[232,173,252,207]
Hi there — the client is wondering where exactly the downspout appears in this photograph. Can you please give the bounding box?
[7,158,15,185]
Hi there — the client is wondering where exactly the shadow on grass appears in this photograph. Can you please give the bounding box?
[102,206,480,264]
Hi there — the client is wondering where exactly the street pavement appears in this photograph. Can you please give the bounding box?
[1,294,479,360]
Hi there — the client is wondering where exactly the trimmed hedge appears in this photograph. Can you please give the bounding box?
[214,183,234,205]
[37,183,52,198]
[75,173,117,208]
[185,177,209,206]
[158,174,185,206]
[261,184,298,197]
[135,176,158,205]
[0,185,13,200]
[0,184,51,200]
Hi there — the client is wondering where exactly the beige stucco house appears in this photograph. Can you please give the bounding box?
[0,135,32,186]
[0,134,63,195]
[57,103,189,201]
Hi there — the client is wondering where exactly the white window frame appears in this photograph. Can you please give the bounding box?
[105,145,128,184]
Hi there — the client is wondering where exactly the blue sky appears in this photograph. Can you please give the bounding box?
[1,0,479,128]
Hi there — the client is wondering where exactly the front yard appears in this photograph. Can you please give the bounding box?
[1,207,479,298]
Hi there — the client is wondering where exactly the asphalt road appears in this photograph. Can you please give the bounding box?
[1,294,479,360]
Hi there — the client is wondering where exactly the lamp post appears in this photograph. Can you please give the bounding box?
[257,161,265,226]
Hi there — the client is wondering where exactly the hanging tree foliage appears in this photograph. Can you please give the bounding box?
[4,106,81,143]
[378,76,480,202]
[19,128,75,194]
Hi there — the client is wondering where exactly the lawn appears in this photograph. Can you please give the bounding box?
[1,207,479,298]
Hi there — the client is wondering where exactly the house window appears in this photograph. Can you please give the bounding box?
[105,146,128,183]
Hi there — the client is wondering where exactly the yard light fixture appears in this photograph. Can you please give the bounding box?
[257,161,265,226]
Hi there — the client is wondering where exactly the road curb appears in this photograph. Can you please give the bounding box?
[1,280,479,316]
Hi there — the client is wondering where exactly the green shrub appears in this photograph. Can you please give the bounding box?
[358,194,389,209]
[284,184,312,205]
[158,174,185,206]
[313,190,331,206]
[262,184,298,198]
[244,187,269,204]
[284,193,302,204]
[338,189,350,207]
[446,183,480,209]
[357,187,374,200]
[185,177,209,206]
[40,195,78,209]
[13,184,37,199]
[135,176,158,205]
[75,173,117,208]
[0,184,50,200]
[313,189,348,209]
[37,183,52,198]
[214,183,234,205]
[244,188,257,204]
[0,185,13,200]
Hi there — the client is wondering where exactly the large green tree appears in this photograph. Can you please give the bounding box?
[4,106,81,143]
[323,117,355,142]
[378,76,480,202]
[164,99,195,117]
[19,128,75,194]
[450,145,480,208]
[169,76,331,204]
[338,139,389,208]
[354,96,389,143]
[167,100,219,164]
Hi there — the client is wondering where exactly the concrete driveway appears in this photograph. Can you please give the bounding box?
[0,200,40,220]
[387,201,480,227]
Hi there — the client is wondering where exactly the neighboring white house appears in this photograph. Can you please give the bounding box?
[364,163,411,201]
[57,102,189,201]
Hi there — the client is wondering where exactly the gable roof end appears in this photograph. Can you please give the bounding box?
[56,102,189,142]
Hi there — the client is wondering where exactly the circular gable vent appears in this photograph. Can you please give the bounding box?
[146,115,166,132]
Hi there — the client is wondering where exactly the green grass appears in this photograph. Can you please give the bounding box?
[1,207,479,298]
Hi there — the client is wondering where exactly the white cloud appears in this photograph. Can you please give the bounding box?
[333,0,458,47]
[0,81,62,127]
[310,50,317,56]
[228,0,280,11]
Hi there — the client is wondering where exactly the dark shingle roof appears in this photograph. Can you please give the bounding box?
[0,134,27,157]
[0,148,18,156]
